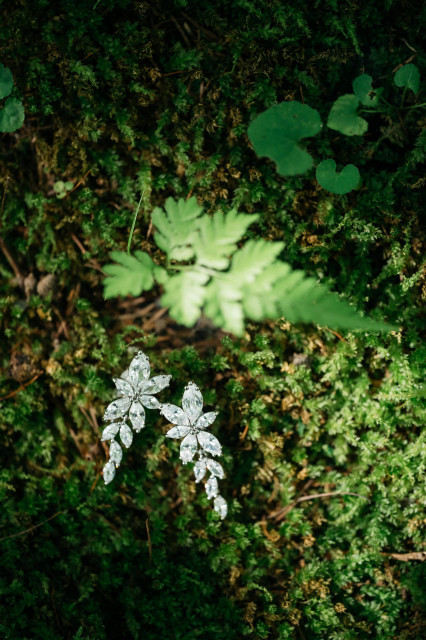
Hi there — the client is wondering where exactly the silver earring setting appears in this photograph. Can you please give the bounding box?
[101,350,171,484]
[161,382,227,519]
[100,351,227,519]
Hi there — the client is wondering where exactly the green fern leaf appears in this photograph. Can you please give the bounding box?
[272,268,396,331]
[152,196,203,261]
[193,209,258,269]
[204,278,244,335]
[103,250,155,298]
[161,270,208,326]
[230,239,284,281]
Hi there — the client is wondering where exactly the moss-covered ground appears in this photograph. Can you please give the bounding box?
[0,1,425,638]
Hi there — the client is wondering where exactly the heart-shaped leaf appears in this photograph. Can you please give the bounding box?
[248,101,322,176]
[0,97,25,132]
[0,63,13,99]
[316,159,361,195]
[352,74,379,107]
[327,94,368,136]
[394,63,420,95]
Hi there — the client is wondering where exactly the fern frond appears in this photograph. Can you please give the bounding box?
[103,250,155,298]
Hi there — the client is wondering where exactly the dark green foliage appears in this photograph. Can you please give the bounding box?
[0,0,425,638]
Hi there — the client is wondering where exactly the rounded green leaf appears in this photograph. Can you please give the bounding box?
[352,74,379,107]
[248,101,322,176]
[327,94,368,136]
[0,97,25,132]
[316,159,361,195]
[0,63,13,99]
[394,63,420,95]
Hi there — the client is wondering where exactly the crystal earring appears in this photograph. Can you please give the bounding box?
[160,382,228,519]
[101,350,171,484]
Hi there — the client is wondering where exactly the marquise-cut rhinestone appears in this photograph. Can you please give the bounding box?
[193,459,207,483]
[129,401,145,432]
[195,411,218,430]
[205,458,225,479]
[213,495,228,519]
[166,425,191,439]
[197,431,222,457]
[140,395,161,410]
[103,461,116,485]
[180,434,198,464]
[140,374,171,395]
[103,396,131,422]
[129,351,150,387]
[205,476,219,499]
[120,423,133,448]
[113,378,133,397]
[101,422,121,441]
[182,382,204,423]
[160,404,189,426]
[109,441,123,466]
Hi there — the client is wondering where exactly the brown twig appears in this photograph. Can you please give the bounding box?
[0,371,43,401]
[270,490,369,522]
[68,169,91,195]
[170,15,191,47]
[322,327,348,343]
[71,233,89,255]
[146,518,153,565]
[385,551,426,562]
[240,423,249,440]
[161,69,190,77]
[0,510,62,542]
[0,177,24,286]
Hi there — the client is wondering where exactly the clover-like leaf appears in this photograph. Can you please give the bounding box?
[327,94,368,136]
[0,97,25,133]
[248,101,322,176]
[352,74,379,107]
[0,63,13,99]
[316,159,361,195]
[103,250,155,298]
[394,63,420,95]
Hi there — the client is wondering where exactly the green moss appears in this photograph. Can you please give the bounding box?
[0,0,425,638]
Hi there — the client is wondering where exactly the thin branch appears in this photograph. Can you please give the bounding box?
[0,510,63,542]
[127,191,144,254]
[385,551,426,562]
[146,518,153,565]
[0,371,43,401]
[270,490,370,522]
[68,169,91,196]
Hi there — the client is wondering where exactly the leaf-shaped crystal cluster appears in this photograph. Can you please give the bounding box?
[101,350,171,484]
[161,382,228,519]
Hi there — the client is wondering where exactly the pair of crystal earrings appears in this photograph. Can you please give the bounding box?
[100,350,227,519]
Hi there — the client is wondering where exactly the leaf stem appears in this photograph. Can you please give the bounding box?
[127,192,144,255]
[400,86,408,108]
[401,102,426,109]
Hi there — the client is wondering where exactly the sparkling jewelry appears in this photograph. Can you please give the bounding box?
[101,350,171,484]
[161,382,228,519]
